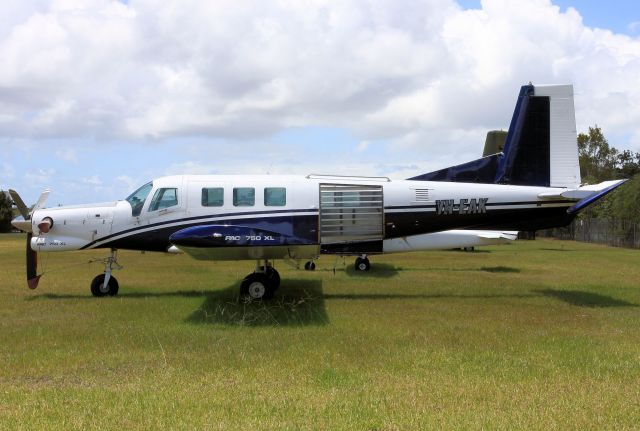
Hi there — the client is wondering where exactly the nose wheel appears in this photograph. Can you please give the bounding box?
[90,274,119,297]
[91,249,122,297]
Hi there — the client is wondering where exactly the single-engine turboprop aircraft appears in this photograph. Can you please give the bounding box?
[11,84,626,299]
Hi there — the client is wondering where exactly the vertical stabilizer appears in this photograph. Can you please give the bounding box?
[496,84,580,188]
[410,83,582,188]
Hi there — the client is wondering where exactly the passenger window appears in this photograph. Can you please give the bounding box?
[233,188,255,207]
[264,187,286,206]
[202,188,224,207]
[148,188,178,212]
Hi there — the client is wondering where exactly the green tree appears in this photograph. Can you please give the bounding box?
[0,190,13,233]
[617,150,640,178]
[577,125,619,182]
[576,126,640,222]
[610,175,640,223]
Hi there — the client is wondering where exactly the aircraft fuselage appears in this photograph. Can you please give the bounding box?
[28,174,575,260]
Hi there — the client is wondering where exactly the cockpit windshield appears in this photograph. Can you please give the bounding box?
[125,182,153,217]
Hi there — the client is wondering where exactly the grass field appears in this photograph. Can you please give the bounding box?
[0,234,639,430]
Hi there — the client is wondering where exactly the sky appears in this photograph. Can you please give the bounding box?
[1,0,639,205]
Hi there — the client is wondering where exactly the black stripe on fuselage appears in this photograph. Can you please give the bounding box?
[384,200,575,211]
[87,201,574,252]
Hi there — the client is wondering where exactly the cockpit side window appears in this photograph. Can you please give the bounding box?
[148,188,179,212]
[125,182,153,217]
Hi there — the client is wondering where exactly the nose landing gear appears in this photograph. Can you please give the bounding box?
[91,249,121,297]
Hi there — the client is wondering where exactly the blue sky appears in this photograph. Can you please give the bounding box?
[460,1,640,35]
[1,0,639,205]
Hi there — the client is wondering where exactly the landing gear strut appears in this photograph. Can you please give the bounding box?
[354,255,370,272]
[91,249,121,297]
[240,260,280,300]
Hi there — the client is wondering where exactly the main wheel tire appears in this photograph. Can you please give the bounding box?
[259,266,281,290]
[354,257,370,272]
[90,274,119,297]
[304,261,316,271]
[241,273,275,300]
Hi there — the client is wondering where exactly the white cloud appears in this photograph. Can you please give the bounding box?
[82,175,102,186]
[0,0,637,160]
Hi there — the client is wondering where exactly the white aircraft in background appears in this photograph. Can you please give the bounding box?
[10,84,626,299]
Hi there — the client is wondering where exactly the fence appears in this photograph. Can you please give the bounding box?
[539,218,640,249]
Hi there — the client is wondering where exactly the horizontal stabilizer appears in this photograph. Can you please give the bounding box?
[538,180,625,200]
[567,179,627,214]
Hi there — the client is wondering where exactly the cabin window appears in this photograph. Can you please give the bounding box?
[201,187,224,207]
[233,187,255,207]
[264,187,286,206]
[148,188,178,212]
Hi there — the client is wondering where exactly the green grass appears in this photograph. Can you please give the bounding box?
[1,234,639,430]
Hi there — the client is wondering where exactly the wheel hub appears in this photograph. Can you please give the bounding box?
[248,281,266,299]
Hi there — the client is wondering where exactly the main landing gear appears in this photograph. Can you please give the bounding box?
[240,260,281,300]
[91,249,121,297]
[354,255,370,272]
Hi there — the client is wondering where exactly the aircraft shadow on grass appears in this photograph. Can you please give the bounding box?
[26,284,636,326]
[535,289,638,308]
[25,280,330,327]
[340,262,520,278]
[342,263,400,278]
[185,279,330,327]
[322,292,537,300]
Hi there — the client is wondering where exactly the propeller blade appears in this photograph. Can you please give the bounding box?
[8,189,30,220]
[26,233,40,289]
[11,218,32,233]
[33,189,50,212]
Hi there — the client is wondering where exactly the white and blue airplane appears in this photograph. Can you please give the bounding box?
[10,84,626,299]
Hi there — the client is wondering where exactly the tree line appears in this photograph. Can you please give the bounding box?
[578,126,640,223]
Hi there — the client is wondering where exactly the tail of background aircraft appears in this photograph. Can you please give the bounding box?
[410,84,582,188]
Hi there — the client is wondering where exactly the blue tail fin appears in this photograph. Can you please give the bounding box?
[410,84,581,188]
